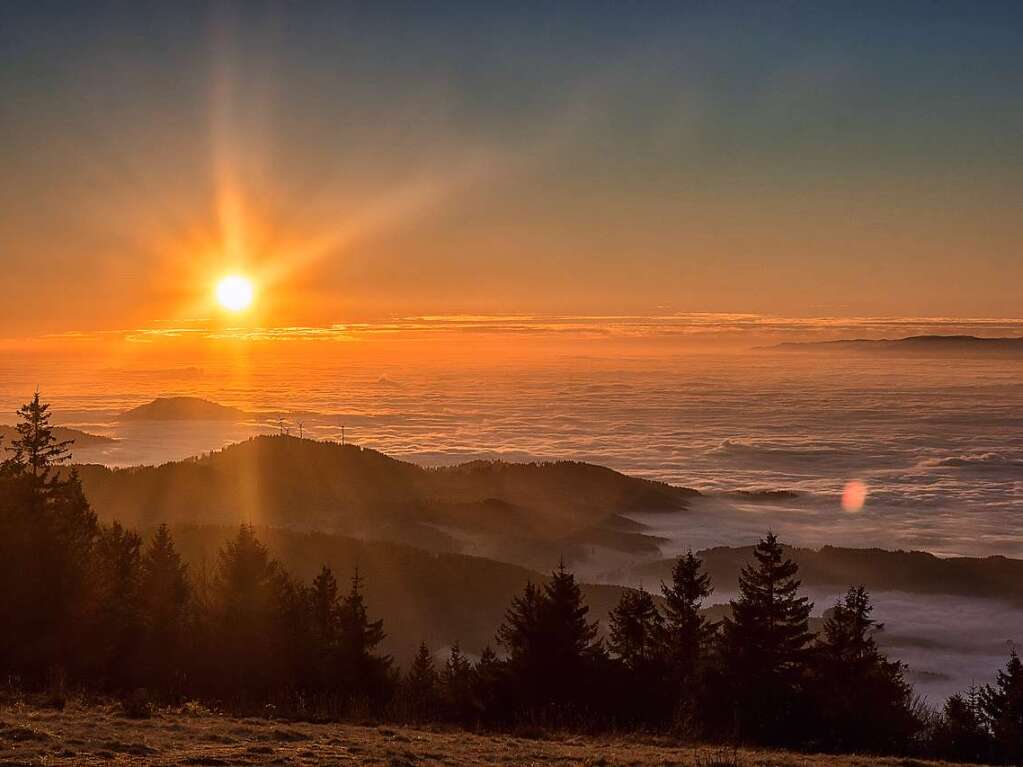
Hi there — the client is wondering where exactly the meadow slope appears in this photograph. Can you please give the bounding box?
[0,702,989,767]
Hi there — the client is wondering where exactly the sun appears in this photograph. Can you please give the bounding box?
[215,275,254,311]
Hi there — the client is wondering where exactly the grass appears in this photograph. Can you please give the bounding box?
[0,700,988,767]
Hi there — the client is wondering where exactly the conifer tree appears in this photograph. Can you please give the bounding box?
[442,641,476,723]
[812,586,918,751]
[609,588,663,670]
[540,561,601,671]
[337,569,392,704]
[213,525,287,695]
[473,645,503,723]
[935,688,991,763]
[405,641,439,720]
[498,563,601,711]
[5,391,73,487]
[979,647,1023,764]
[720,533,813,743]
[310,565,341,646]
[661,552,716,684]
[138,524,192,691]
[0,393,97,683]
[90,521,144,688]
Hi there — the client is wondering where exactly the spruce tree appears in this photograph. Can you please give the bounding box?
[654,552,717,732]
[442,641,476,723]
[498,563,600,711]
[213,525,286,696]
[405,641,439,720]
[337,569,392,704]
[936,689,991,763]
[310,565,341,647]
[661,552,715,683]
[609,588,663,670]
[0,393,97,684]
[720,533,813,744]
[812,586,918,752]
[979,648,1023,764]
[138,524,192,692]
[5,392,73,486]
[90,521,144,688]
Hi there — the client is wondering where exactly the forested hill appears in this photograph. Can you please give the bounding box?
[164,524,628,665]
[76,435,696,569]
[631,544,1023,605]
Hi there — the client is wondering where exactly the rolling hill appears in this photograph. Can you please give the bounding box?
[76,434,697,570]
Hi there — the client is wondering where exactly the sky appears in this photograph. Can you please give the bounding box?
[2,1,1022,340]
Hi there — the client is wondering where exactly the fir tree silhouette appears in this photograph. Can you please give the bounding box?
[811,586,917,751]
[720,532,813,744]
[980,647,1023,764]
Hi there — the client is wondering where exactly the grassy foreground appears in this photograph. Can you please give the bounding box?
[0,702,980,767]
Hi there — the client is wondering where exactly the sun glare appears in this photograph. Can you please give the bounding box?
[216,275,254,311]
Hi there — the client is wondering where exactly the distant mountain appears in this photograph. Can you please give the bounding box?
[764,335,1023,356]
[119,396,246,421]
[0,424,115,448]
[629,544,1023,605]
[76,435,698,570]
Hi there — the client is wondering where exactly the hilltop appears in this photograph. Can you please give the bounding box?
[76,435,697,569]
[118,396,247,421]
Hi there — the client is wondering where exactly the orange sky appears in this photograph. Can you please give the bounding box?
[2,3,1022,341]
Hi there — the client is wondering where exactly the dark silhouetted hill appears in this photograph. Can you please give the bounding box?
[0,424,115,448]
[119,396,246,421]
[76,435,696,569]
[764,335,1023,357]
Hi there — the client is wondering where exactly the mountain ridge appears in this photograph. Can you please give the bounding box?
[76,434,696,569]
[762,334,1023,356]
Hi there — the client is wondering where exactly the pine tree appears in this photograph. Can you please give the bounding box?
[442,641,476,723]
[497,581,545,667]
[0,394,97,684]
[473,645,504,723]
[212,525,287,696]
[5,392,73,487]
[540,561,601,671]
[660,552,716,685]
[405,641,439,720]
[935,688,991,763]
[337,569,392,704]
[720,533,813,744]
[90,521,144,688]
[609,588,663,670]
[979,647,1023,764]
[498,563,601,711]
[812,586,918,752]
[138,524,192,692]
[310,565,341,646]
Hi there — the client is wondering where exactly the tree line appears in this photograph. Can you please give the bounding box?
[1,394,1020,762]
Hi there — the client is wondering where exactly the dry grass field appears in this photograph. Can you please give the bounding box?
[0,701,985,767]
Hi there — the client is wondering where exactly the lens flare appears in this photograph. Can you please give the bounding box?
[216,275,254,311]
[841,480,868,512]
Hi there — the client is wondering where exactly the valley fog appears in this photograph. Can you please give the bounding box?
[3,350,1019,558]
